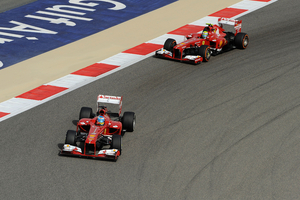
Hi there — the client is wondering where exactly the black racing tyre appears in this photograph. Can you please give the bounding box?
[164,38,177,51]
[234,33,249,49]
[65,130,77,146]
[122,112,136,132]
[79,107,93,119]
[198,45,211,62]
[111,135,122,155]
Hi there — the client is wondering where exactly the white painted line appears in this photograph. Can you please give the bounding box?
[47,74,94,88]
[99,53,145,67]
[230,0,278,19]
[0,98,39,113]
[147,34,186,45]
[189,16,220,27]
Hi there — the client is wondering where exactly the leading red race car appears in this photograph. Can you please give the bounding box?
[60,94,136,161]
[155,17,249,64]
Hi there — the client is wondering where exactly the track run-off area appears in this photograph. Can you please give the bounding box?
[1,0,300,199]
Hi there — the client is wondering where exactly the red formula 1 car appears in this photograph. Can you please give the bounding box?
[60,94,136,161]
[155,17,249,64]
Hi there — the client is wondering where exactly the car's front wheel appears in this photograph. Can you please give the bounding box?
[164,38,177,51]
[79,107,93,119]
[111,135,122,155]
[65,130,77,146]
[198,45,211,62]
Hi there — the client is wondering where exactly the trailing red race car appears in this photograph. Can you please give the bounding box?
[60,94,136,161]
[155,17,249,64]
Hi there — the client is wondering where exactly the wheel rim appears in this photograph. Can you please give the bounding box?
[206,49,211,60]
[243,36,249,47]
[172,41,176,47]
[132,118,136,130]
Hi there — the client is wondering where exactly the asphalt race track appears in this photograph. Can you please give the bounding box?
[0,0,37,13]
[1,0,300,199]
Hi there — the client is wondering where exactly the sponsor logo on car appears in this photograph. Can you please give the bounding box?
[219,40,223,47]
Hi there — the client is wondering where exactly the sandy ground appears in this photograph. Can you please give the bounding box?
[0,0,241,103]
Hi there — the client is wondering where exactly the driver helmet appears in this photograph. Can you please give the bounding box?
[202,31,208,39]
[96,116,105,126]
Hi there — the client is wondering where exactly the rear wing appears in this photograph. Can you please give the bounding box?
[218,17,242,35]
[97,95,123,116]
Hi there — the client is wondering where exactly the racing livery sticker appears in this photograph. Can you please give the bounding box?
[219,40,223,47]
[0,0,177,69]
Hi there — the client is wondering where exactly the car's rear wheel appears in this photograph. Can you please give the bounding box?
[234,33,249,49]
[198,45,211,62]
[122,112,136,132]
[164,38,177,51]
[111,135,122,155]
[79,107,93,119]
[65,130,77,146]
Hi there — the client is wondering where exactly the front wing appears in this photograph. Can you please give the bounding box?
[60,144,121,161]
[155,49,203,64]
